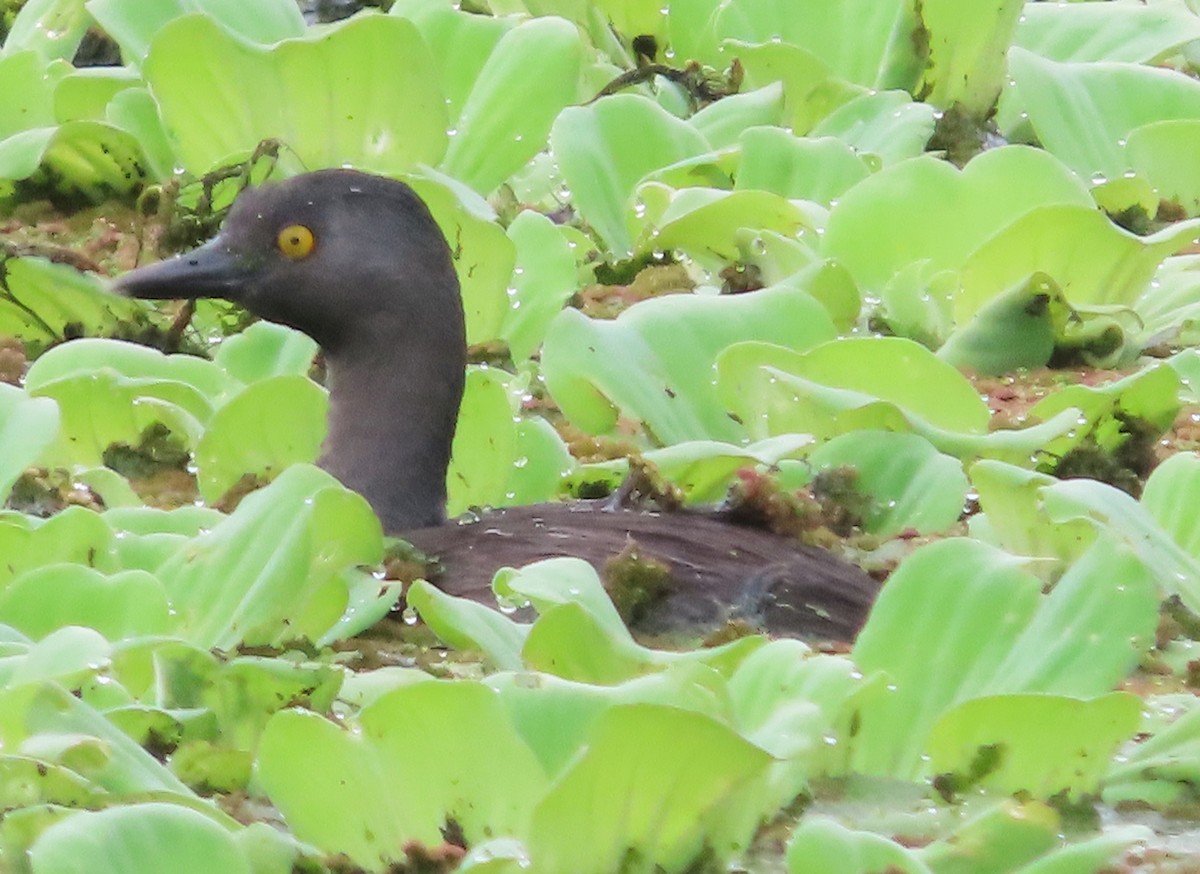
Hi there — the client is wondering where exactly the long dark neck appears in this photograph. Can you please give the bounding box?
[318,316,466,532]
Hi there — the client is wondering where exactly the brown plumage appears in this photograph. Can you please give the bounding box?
[115,169,879,643]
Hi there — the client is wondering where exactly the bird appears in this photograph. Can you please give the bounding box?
[113,169,879,642]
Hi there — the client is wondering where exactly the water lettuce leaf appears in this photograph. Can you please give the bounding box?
[847,537,1156,779]
[28,803,252,874]
[257,681,548,864]
[143,14,447,177]
[543,280,837,444]
[1009,48,1200,181]
[551,95,709,255]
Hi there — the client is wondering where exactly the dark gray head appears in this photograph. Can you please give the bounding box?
[115,169,464,356]
[115,169,468,530]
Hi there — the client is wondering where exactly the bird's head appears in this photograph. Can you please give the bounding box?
[114,169,463,355]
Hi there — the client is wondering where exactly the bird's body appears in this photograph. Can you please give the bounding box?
[115,169,878,642]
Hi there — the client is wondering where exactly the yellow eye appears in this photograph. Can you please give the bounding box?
[277,224,315,259]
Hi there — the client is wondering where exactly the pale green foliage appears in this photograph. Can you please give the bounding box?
[145,15,448,177]
[4,0,1200,871]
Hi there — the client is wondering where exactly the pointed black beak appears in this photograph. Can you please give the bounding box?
[112,236,259,302]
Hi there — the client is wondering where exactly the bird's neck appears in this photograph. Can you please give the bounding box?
[319,324,465,532]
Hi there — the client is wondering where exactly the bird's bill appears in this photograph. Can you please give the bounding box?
[111,236,257,301]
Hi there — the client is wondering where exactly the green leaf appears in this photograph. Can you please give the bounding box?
[938,273,1066,374]
[4,0,92,61]
[1105,699,1200,808]
[808,431,968,537]
[664,0,726,68]
[822,146,1091,293]
[727,644,858,812]
[719,337,988,439]
[25,337,231,468]
[1166,326,1200,381]
[1025,361,1180,463]
[635,183,819,265]
[102,505,224,571]
[212,321,317,383]
[521,602,667,684]
[848,539,1042,777]
[810,89,937,164]
[1141,451,1200,562]
[0,51,59,138]
[915,0,1024,116]
[730,41,863,134]
[489,663,728,779]
[0,54,149,196]
[88,0,305,61]
[0,756,106,812]
[956,204,1200,321]
[7,120,149,200]
[729,642,857,752]
[926,692,1140,798]
[25,336,234,400]
[526,704,773,874]
[0,507,119,588]
[917,801,1060,874]
[543,280,836,444]
[717,337,1082,464]
[1008,827,1153,874]
[256,682,547,863]
[550,95,709,254]
[576,434,813,504]
[54,68,140,123]
[587,0,666,43]
[699,0,919,90]
[29,803,249,874]
[690,84,785,149]
[969,461,1096,563]
[1036,476,1200,610]
[501,558,763,684]
[440,16,583,194]
[1127,119,1200,216]
[154,465,383,648]
[105,86,176,180]
[203,655,342,752]
[456,838,531,874]
[0,626,113,692]
[501,210,579,361]
[143,14,447,177]
[786,817,931,874]
[389,0,514,119]
[505,416,576,505]
[446,366,573,513]
[984,534,1158,697]
[735,129,871,206]
[408,174,514,345]
[193,375,327,503]
[0,259,143,350]
[316,567,403,646]
[0,565,169,640]
[73,466,141,510]
[0,681,192,795]
[446,367,520,515]
[878,262,957,348]
[522,601,764,686]
[1014,0,1200,64]
[846,536,1155,779]
[407,579,529,671]
[0,383,58,503]
[1009,47,1200,181]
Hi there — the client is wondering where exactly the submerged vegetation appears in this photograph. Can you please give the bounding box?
[5,0,1200,871]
